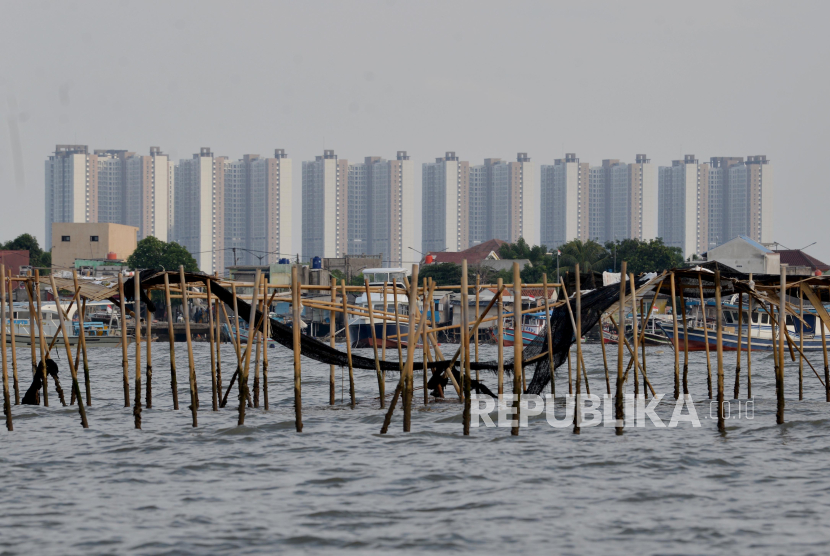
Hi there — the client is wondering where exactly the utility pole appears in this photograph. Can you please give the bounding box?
[233,247,238,266]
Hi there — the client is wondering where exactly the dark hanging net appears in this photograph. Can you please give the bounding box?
[129,271,648,397]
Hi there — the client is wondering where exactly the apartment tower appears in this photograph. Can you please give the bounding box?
[302,150,348,259]
[540,153,589,249]
[422,152,470,253]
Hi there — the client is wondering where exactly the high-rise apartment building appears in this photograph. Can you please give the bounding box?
[302,150,348,259]
[45,145,95,250]
[540,153,589,249]
[747,155,773,244]
[658,155,709,257]
[94,149,131,226]
[124,146,171,242]
[173,148,225,274]
[422,152,469,253]
[224,150,293,268]
[347,152,415,265]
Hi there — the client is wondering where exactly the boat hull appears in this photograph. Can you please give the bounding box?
[503,328,538,347]
[349,322,410,348]
[658,323,824,352]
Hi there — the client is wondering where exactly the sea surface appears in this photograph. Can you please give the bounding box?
[1,340,830,555]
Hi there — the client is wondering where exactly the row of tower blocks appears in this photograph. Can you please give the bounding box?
[45,146,773,274]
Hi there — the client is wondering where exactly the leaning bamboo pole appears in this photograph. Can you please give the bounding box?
[365,278,384,408]
[640,299,648,400]
[24,281,38,403]
[162,273,179,410]
[179,266,198,427]
[680,284,690,397]
[50,274,87,428]
[734,292,743,400]
[118,274,129,407]
[542,274,556,398]
[511,262,522,437]
[292,266,302,432]
[630,273,640,399]
[461,260,471,435]
[72,273,91,406]
[329,279,336,406]
[392,282,404,368]
[474,275,480,382]
[615,262,627,435]
[252,295,263,408]
[34,270,49,406]
[697,275,713,399]
[239,270,260,426]
[670,272,680,400]
[5,273,18,405]
[206,280,217,411]
[341,281,356,409]
[0,265,12,430]
[133,273,143,428]
[715,270,725,432]
[403,264,419,432]
[497,277,505,397]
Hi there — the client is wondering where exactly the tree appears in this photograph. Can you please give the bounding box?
[127,236,199,272]
[604,238,683,275]
[558,239,610,275]
[1,233,50,273]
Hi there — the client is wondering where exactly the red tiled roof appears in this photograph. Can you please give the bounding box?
[774,250,830,272]
[427,238,508,266]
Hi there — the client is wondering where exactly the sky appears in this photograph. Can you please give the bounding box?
[1,0,828,264]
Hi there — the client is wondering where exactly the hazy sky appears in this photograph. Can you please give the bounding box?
[1,0,828,264]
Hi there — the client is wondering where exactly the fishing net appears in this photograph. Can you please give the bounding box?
[129,271,649,398]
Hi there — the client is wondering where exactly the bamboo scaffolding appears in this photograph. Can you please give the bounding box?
[50,274,87,428]
[162,273,179,410]
[180,266,198,427]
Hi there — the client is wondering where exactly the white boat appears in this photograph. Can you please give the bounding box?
[5,300,126,347]
[349,268,422,348]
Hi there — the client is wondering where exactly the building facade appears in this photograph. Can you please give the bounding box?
[45,145,95,250]
[422,152,469,253]
[51,222,138,271]
[540,153,589,249]
[302,150,348,259]
[658,155,708,257]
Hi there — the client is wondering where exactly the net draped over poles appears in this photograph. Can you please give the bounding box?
[123,270,657,398]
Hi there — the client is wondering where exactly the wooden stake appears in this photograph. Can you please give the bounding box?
[232,283,243,371]
[162,273,179,410]
[573,265,582,435]
[393,280,404,371]
[403,264,419,432]
[329,279,336,406]
[799,288,804,401]
[511,262,522,436]
[341,281,356,409]
[474,274,480,382]
[630,273,640,400]
[715,270,725,432]
[118,274,129,407]
[777,267,786,425]
[823,290,829,403]
[262,285,269,411]
[238,270,260,426]
[747,282,753,399]
[0,266,12,430]
[50,274,87,428]
[73,273,91,406]
[215,279,223,402]
[697,275,713,399]
[497,277,505,397]
[382,281,388,378]
[6,274,18,405]
[252,294,262,408]
[34,270,49,406]
[670,272,680,400]
[145,284,153,409]
[734,292,743,400]
[179,266,198,427]
[292,266,302,432]
[640,298,648,400]
[133,271,142,428]
[365,278,384,408]
[423,278,431,406]
[24,280,38,404]
[542,274,556,397]
[460,261,471,434]
[206,280,218,411]
[680,283,690,397]
[615,262,627,435]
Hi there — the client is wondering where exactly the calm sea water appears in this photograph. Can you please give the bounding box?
[1,340,829,555]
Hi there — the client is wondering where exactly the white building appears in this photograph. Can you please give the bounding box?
[302,150,348,259]
[173,148,225,274]
[422,152,469,253]
[44,145,94,250]
[658,155,706,257]
[125,146,170,242]
[540,153,589,249]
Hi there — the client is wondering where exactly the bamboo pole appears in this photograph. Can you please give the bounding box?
[403,264,419,432]
[341,281,356,409]
[133,271,142,428]
[573,265,582,435]
[778,266,786,425]
[232,283,243,369]
[329,279,336,406]
[393,282,403,367]
[423,278,431,406]
[382,281,388,367]
[474,274,480,382]
[615,262,627,435]
[162,273,179,410]
[511,262,522,437]
[670,272,680,400]
[179,266,198,427]
[542,274,556,398]
[747,282,753,399]
[293,266,302,432]
[118,274,129,407]
[73,276,91,406]
[252,294,262,408]
[262,285,269,411]
[365,278,384,409]
[630,273,640,399]
[24,281,38,403]
[34,270,49,406]
[698,275,713,399]
[640,298,648,400]
[715,270,725,432]
[145,284,153,409]
[50,274,87,428]
[823,291,829,403]
[0,265,11,430]
[734,292,743,400]
[6,274,18,405]
[215,279,223,401]
[497,277,505,397]
[461,260,471,435]
[799,288,804,400]
[239,270,260,425]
